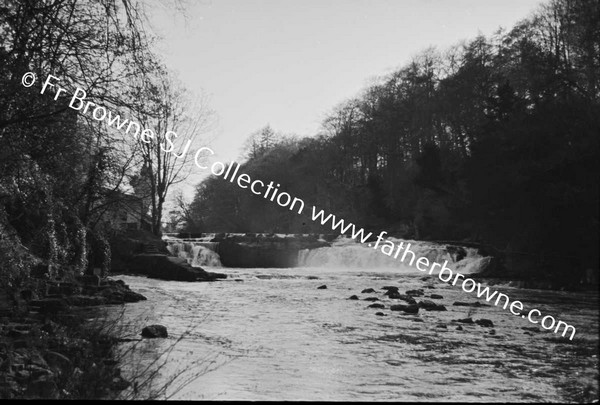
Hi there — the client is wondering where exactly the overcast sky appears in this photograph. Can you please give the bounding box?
[148,0,542,196]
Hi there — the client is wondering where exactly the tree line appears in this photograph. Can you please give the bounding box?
[183,0,599,276]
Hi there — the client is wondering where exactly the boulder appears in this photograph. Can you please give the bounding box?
[390,304,419,314]
[405,289,424,297]
[361,288,376,294]
[100,287,147,304]
[317,285,327,290]
[127,254,227,282]
[386,290,402,299]
[141,325,168,338]
[475,319,494,328]
[418,300,447,311]
[453,301,490,307]
[394,295,417,305]
[348,295,359,300]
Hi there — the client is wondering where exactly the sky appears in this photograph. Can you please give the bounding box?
[147,0,542,196]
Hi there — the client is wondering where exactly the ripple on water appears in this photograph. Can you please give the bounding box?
[113,271,599,401]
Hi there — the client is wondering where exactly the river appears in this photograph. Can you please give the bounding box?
[109,237,599,401]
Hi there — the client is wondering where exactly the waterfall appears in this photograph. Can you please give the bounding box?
[297,237,486,274]
[190,245,222,267]
[165,239,222,267]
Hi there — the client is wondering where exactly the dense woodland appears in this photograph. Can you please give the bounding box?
[185,0,599,275]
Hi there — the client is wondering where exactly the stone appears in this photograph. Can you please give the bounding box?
[347,295,359,300]
[429,294,443,299]
[455,317,475,324]
[361,288,376,294]
[456,325,463,331]
[317,285,327,290]
[381,286,399,292]
[394,295,417,305]
[127,254,227,282]
[375,312,386,316]
[386,290,401,299]
[390,304,419,314]
[436,324,448,329]
[363,297,379,302]
[103,288,147,304]
[405,289,424,297]
[453,301,490,307]
[368,303,385,309]
[141,325,168,338]
[475,319,494,328]
[418,300,447,311]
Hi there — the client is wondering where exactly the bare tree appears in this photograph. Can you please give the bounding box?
[130,69,215,235]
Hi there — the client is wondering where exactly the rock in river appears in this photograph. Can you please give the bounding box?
[405,289,424,297]
[418,300,447,311]
[141,325,168,338]
[390,304,419,314]
[475,319,494,328]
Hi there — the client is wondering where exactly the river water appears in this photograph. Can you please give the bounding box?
[111,238,599,401]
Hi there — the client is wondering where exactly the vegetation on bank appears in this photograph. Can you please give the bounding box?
[0,0,209,289]
[182,0,599,284]
[0,1,208,399]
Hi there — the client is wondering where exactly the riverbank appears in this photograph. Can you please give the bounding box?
[0,275,146,399]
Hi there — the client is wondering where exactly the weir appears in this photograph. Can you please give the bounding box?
[165,239,223,267]
[297,237,487,273]
[164,234,490,274]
